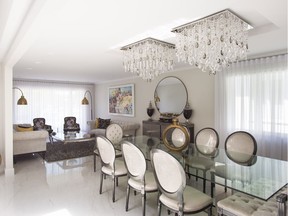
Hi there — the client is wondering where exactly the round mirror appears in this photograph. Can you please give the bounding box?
[154,76,187,117]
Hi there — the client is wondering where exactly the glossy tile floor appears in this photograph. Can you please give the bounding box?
[0,154,224,216]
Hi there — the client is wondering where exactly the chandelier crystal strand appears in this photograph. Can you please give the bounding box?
[121,38,175,81]
[172,10,251,74]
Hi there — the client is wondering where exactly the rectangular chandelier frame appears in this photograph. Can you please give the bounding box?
[120,37,175,51]
[171,9,253,33]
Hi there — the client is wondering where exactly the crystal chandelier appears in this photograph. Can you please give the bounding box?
[121,38,175,81]
[172,9,252,74]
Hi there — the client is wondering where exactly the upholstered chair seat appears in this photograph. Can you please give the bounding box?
[159,186,213,212]
[101,159,127,176]
[127,171,157,191]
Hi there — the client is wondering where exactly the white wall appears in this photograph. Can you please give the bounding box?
[0,64,4,173]
[95,67,215,135]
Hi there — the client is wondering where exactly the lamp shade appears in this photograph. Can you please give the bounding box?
[13,87,28,105]
[81,96,89,105]
[17,96,28,105]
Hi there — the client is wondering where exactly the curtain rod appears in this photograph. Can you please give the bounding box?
[13,78,95,86]
[244,51,287,62]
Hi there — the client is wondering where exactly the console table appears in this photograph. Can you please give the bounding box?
[142,120,194,143]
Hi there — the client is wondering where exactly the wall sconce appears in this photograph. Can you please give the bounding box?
[13,87,28,105]
[81,90,93,120]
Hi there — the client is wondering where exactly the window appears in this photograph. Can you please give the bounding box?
[13,80,94,132]
[215,54,288,160]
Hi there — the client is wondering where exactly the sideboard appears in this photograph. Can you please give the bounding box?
[142,120,194,143]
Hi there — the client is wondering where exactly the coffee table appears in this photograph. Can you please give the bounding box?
[46,132,95,162]
[52,131,95,144]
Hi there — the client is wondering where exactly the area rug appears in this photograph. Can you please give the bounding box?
[45,140,95,162]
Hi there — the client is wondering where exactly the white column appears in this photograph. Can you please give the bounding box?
[4,65,14,176]
[0,64,3,173]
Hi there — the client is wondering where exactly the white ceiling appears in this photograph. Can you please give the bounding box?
[1,0,287,84]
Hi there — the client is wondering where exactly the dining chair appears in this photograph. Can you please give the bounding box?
[225,131,257,164]
[96,135,127,202]
[94,123,123,172]
[185,127,219,194]
[121,141,158,216]
[150,148,213,216]
[213,131,257,193]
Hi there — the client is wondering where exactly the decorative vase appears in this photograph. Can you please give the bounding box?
[147,101,154,120]
[183,102,192,123]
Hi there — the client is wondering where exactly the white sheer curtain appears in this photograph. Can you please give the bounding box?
[215,54,288,161]
[13,80,94,132]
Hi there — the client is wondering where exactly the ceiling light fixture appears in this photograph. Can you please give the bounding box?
[172,9,252,74]
[121,38,175,81]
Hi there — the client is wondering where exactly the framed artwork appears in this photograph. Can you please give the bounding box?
[108,84,134,117]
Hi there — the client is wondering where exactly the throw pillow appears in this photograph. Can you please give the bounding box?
[98,118,111,129]
[16,125,33,132]
[95,118,99,129]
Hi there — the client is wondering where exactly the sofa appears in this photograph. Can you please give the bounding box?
[87,119,140,137]
[13,124,49,156]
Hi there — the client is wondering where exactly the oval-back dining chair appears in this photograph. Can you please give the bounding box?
[122,141,158,216]
[96,135,127,202]
[213,131,257,194]
[185,127,219,194]
[94,123,123,172]
[151,148,213,216]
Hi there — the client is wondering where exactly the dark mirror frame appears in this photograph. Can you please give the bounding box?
[154,76,188,118]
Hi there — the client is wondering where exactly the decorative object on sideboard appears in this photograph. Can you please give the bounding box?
[172,9,252,75]
[162,118,190,152]
[13,87,28,105]
[121,38,175,81]
[147,101,154,120]
[81,90,93,120]
[183,102,193,123]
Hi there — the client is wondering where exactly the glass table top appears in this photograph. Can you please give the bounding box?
[125,135,288,201]
[52,131,95,143]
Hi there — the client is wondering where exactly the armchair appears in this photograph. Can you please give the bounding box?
[63,116,80,133]
[33,118,53,134]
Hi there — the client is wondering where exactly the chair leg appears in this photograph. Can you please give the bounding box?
[116,177,119,187]
[157,200,162,216]
[185,164,191,179]
[211,182,215,198]
[93,154,96,172]
[125,185,130,211]
[208,206,212,216]
[203,172,206,193]
[100,172,104,194]
[142,192,146,216]
[113,176,116,202]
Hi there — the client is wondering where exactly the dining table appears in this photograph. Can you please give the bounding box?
[121,135,288,201]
